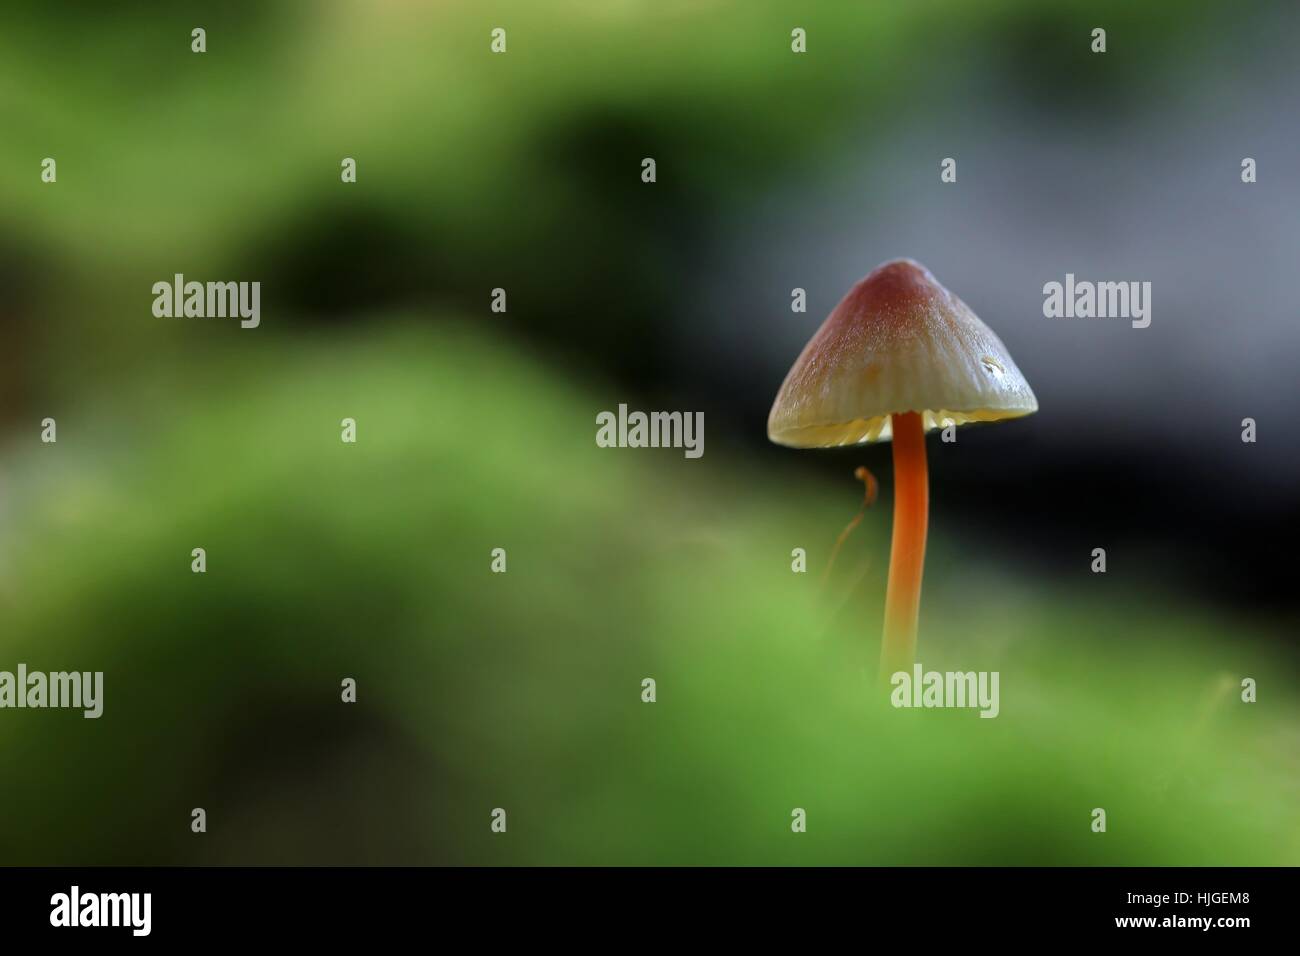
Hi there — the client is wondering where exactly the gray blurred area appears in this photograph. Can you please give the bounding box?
[669,5,1300,612]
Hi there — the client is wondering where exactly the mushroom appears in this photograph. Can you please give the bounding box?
[767,259,1037,679]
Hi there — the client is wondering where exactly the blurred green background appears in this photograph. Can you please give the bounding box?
[0,0,1296,865]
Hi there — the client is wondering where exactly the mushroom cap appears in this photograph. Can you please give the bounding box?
[767,259,1038,447]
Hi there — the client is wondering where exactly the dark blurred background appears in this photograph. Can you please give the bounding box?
[8,0,1295,611]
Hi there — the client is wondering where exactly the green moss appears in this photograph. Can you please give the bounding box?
[0,321,1292,864]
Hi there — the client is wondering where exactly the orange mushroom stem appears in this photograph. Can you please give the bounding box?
[880,411,928,679]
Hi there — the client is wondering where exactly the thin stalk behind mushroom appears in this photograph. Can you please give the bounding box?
[766,259,1037,682]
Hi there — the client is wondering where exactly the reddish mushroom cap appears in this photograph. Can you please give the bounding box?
[767,259,1038,447]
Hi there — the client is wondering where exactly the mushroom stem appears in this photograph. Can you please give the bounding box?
[880,411,928,680]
